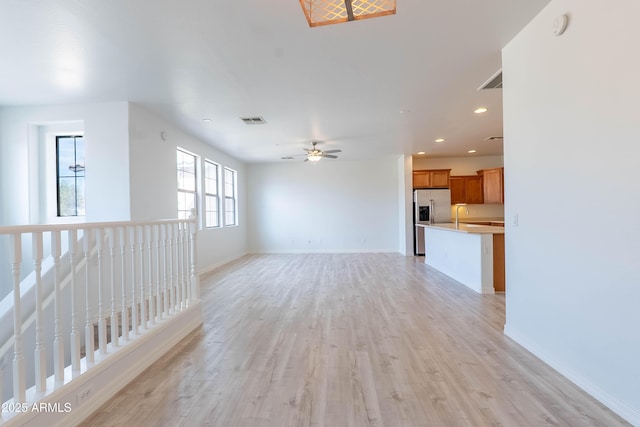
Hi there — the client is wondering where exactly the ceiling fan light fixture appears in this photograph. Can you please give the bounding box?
[299,0,396,28]
[308,151,323,162]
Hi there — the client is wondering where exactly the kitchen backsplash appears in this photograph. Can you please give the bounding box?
[449,203,504,220]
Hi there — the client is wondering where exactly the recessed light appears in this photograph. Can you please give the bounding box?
[474,107,488,114]
[417,151,426,155]
[468,150,477,154]
[434,138,445,143]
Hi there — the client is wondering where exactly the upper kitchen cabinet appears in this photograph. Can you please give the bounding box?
[413,169,451,189]
[451,175,484,204]
[478,167,504,204]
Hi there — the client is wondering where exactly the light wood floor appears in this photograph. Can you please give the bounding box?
[80,253,629,426]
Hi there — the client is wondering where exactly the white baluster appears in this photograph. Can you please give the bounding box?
[189,210,200,301]
[130,226,138,335]
[184,220,193,306]
[167,224,175,315]
[174,223,183,312]
[109,228,119,347]
[96,229,107,355]
[155,224,163,321]
[11,234,26,402]
[138,226,146,330]
[119,227,129,342]
[174,222,181,311]
[162,223,169,318]
[33,231,46,392]
[179,222,186,309]
[51,230,64,382]
[147,225,155,326]
[84,228,95,364]
[182,221,190,305]
[69,229,81,371]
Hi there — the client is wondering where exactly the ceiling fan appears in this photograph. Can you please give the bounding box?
[281,141,342,162]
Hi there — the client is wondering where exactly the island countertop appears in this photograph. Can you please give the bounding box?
[423,222,505,234]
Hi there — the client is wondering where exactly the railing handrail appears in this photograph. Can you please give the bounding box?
[0,213,200,409]
[0,217,194,235]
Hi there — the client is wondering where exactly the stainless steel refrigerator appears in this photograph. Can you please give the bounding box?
[414,189,451,255]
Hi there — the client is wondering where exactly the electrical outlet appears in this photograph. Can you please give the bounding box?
[77,385,93,406]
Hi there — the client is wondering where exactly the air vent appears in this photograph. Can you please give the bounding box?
[478,69,502,90]
[483,136,504,142]
[241,116,267,125]
[281,156,294,160]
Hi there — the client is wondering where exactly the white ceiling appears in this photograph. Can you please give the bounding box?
[0,0,550,163]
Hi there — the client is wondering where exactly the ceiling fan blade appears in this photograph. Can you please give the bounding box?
[322,154,338,159]
[322,149,342,154]
[304,158,309,162]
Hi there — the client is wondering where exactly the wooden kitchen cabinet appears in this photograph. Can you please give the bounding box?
[477,167,504,204]
[450,177,465,203]
[430,169,451,188]
[413,169,451,189]
[450,175,484,204]
[412,170,431,188]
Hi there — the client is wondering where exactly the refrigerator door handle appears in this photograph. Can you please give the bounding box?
[430,199,435,224]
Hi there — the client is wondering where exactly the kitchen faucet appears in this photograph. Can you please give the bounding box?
[454,203,469,229]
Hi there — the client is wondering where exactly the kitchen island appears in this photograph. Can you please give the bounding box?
[423,223,505,294]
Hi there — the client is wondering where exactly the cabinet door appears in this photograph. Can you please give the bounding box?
[430,170,450,188]
[465,176,484,204]
[413,171,430,188]
[483,168,504,204]
[450,177,465,204]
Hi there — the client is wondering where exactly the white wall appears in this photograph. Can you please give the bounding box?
[0,103,131,225]
[503,0,640,424]
[128,104,248,271]
[398,155,413,255]
[247,158,399,253]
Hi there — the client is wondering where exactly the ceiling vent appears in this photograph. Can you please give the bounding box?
[241,116,267,125]
[478,69,502,90]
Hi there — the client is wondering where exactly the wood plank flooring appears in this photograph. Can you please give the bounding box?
[80,253,629,426]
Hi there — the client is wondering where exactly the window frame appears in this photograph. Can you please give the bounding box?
[204,159,221,228]
[55,134,86,217]
[223,167,238,226]
[176,148,198,220]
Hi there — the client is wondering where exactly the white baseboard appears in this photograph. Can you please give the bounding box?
[1,304,203,427]
[504,324,640,426]
[248,249,399,254]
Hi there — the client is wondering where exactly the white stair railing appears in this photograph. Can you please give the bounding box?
[0,215,198,415]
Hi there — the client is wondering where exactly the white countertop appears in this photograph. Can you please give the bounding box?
[422,222,505,234]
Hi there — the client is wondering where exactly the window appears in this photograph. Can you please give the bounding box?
[224,167,237,226]
[204,160,220,227]
[56,135,85,216]
[177,149,197,219]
